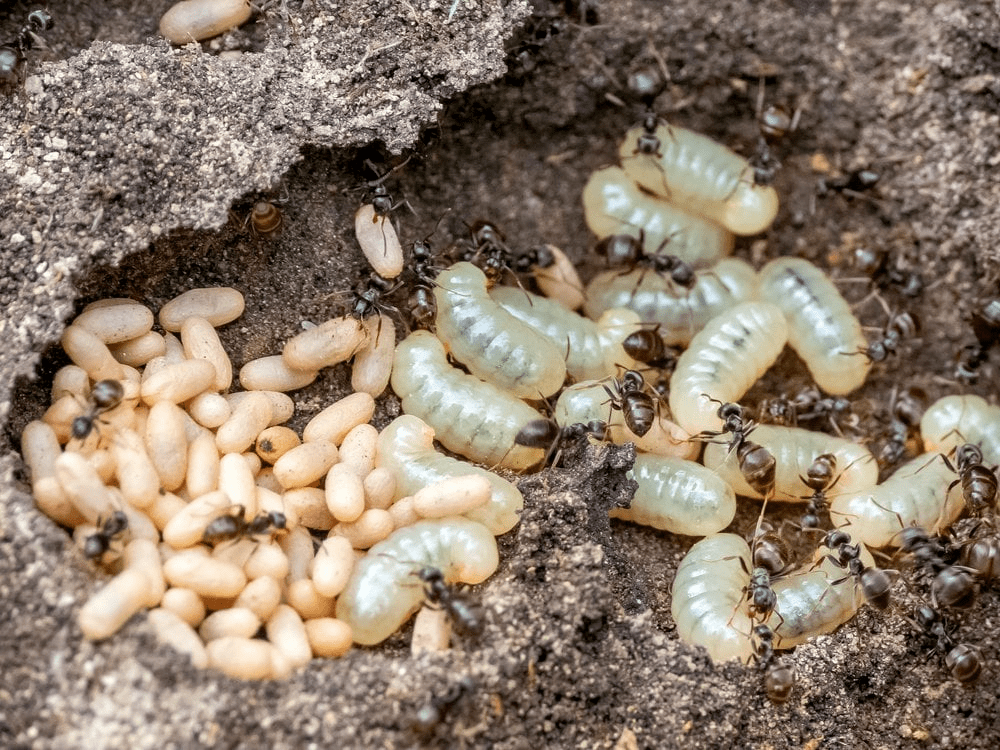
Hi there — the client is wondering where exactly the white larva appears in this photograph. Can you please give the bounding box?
[434,262,567,398]
[668,301,789,436]
[531,244,586,310]
[920,394,1000,466]
[830,453,965,548]
[756,257,869,395]
[390,330,545,471]
[582,166,734,267]
[554,380,697,460]
[334,517,498,645]
[375,416,523,536]
[611,454,736,536]
[670,533,755,663]
[618,122,780,235]
[489,286,643,382]
[702,425,878,501]
[584,258,758,346]
[355,204,405,279]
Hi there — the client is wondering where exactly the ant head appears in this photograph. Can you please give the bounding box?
[268,511,287,530]
[956,443,983,469]
[824,529,851,550]
[717,402,743,421]
[469,220,504,247]
[621,370,645,392]
[595,234,642,266]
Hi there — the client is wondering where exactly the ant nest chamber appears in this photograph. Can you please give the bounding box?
[4,0,1000,747]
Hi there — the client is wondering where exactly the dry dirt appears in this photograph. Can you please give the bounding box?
[2,1,999,748]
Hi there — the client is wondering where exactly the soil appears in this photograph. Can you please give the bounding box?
[1,0,999,748]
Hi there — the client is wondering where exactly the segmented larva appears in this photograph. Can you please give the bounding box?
[668,302,789,436]
[618,122,780,236]
[433,262,567,398]
[584,258,758,346]
[611,454,736,536]
[554,380,697,460]
[581,166,734,267]
[830,453,965,548]
[703,425,878,501]
[670,533,756,663]
[920,394,1000,467]
[756,257,869,395]
[390,331,545,471]
[334,517,498,645]
[375,416,523,536]
[488,286,642,382]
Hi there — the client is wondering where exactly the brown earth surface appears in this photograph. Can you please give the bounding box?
[2,1,999,748]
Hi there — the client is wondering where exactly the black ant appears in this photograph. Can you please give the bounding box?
[514,417,609,468]
[71,379,125,441]
[748,78,801,187]
[202,505,287,546]
[962,533,1000,584]
[943,443,998,518]
[955,298,1000,383]
[850,245,924,298]
[411,675,478,737]
[858,310,918,363]
[749,623,796,704]
[910,605,983,684]
[821,529,893,611]
[694,401,776,498]
[360,156,412,221]
[414,566,484,637]
[602,370,656,437]
[594,232,697,294]
[894,524,959,577]
[871,385,925,474]
[453,219,524,286]
[1,10,52,89]
[83,511,129,561]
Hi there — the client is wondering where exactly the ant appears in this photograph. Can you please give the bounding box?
[750,623,796,704]
[821,529,893,611]
[694,400,776,498]
[910,605,982,684]
[514,417,609,468]
[962,533,1000,584]
[594,232,697,294]
[621,328,679,372]
[83,511,129,561]
[1,10,53,89]
[858,310,918,363]
[870,385,925,473]
[414,566,484,637]
[955,298,1000,383]
[411,675,478,737]
[748,79,801,187]
[404,213,450,329]
[602,370,656,437]
[71,379,125,441]
[798,453,843,530]
[942,443,998,518]
[894,524,959,577]
[202,505,287,546]
[360,156,412,222]
[757,387,856,436]
[850,245,924,299]
[454,219,523,286]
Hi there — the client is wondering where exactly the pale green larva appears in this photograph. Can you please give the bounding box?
[582,166,734,267]
[375,416,523,536]
[830,453,966,548]
[756,257,869,395]
[584,258,757,346]
[703,425,878,501]
[618,121,780,235]
[611,454,736,536]
[488,286,643,382]
[433,262,567,398]
[390,331,545,471]
[668,301,789,436]
[920,394,1000,466]
[334,517,498,645]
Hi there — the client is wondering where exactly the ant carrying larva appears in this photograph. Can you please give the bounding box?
[354,156,412,279]
[70,379,125,443]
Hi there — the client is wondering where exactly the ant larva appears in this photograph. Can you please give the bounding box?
[202,505,287,546]
[920,394,1000,468]
[602,369,656,438]
[955,297,1000,383]
[514,417,609,468]
[910,605,983,684]
[70,379,125,442]
[83,510,129,561]
[1,9,53,90]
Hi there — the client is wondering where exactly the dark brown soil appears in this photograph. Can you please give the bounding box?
[2,1,999,748]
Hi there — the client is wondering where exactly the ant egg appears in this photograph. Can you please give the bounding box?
[146,402,189,491]
[186,432,221,498]
[110,332,168,368]
[123,539,166,607]
[205,637,283,681]
[669,301,789,435]
[162,490,233,548]
[74,301,155,345]
[148,608,209,669]
[21,420,85,526]
[619,122,780,235]
[351,315,396,397]
[335,517,498,645]
[584,258,758,346]
[141,360,215,405]
[193,608,258,646]
[255,425,301,464]
[226,390,295,427]
[284,487,335,530]
[670,533,755,663]
[158,287,245,332]
[489,285,643,382]
[188,392,232,429]
[218,453,258,512]
[239,355,318,392]
[531,244,586,310]
[363,468,396,510]
[61,326,126,383]
[554,380,697,460]
[411,607,452,655]
[325,463,366,522]
[159,0,253,44]
[611,454,736,536]
[582,166,734,266]
[434,262,567,398]
[51,365,90,402]
[283,316,369,372]
[376,416,523,536]
[920,394,1000,466]
[830,453,965,548]
[390,331,546,471]
[303,392,376,445]
[161,587,207,627]
[181,316,234,392]
[311,536,355,598]
[244,544,290,580]
[355,204,405,279]
[703,425,878,501]
[304,618,354,658]
[110,428,161,509]
[756,258,869,395]
[55,451,116,524]
[388,496,420,529]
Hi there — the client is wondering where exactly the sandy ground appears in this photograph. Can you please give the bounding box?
[1,0,999,747]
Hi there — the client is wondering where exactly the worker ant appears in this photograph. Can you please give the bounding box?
[694,400,776,498]
[602,370,656,437]
[594,232,697,294]
[749,623,796,704]
[850,245,924,299]
[413,566,484,637]
[514,417,609,468]
[411,675,478,737]
[910,605,982,684]
[821,529,894,611]
[858,310,918,363]
[202,505,287,546]
[1,9,53,89]
[942,443,998,518]
[83,511,129,561]
[955,298,1000,383]
[70,379,125,441]
[748,79,801,187]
